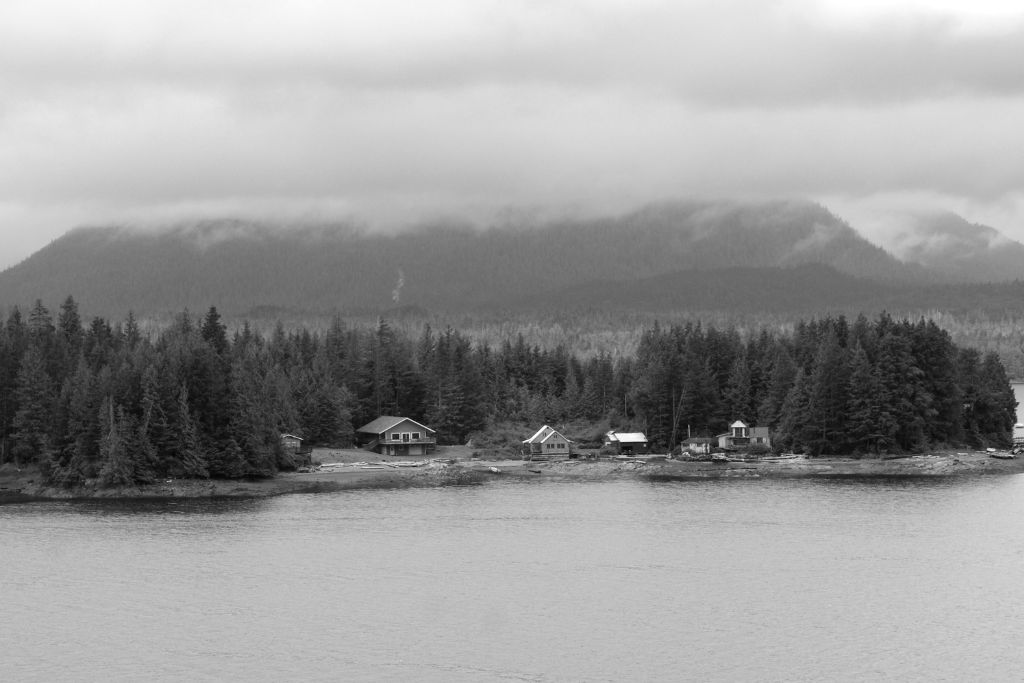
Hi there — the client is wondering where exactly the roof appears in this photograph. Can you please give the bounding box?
[524,425,552,444]
[280,433,303,441]
[607,431,647,444]
[357,416,435,435]
[730,420,749,428]
[541,430,571,444]
[523,425,572,444]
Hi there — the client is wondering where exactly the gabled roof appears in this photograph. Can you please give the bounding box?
[524,425,553,444]
[280,433,303,440]
[357,416,435,435]
[523,425,572,444]
[607,431,647,444]
[541,430,571,444]
[730,420,749,429]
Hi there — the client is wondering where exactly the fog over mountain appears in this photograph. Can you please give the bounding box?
[858,212,1024,282]
[5,199,1024,319]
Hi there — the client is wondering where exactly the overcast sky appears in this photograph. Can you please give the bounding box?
[2,0,1024,268]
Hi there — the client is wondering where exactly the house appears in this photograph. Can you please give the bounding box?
[281,433,313,466]
[717,420,771,450]
[604,430,649,455]
[522,425,573,460]
[356,416,437,456]
[682,437,716,455]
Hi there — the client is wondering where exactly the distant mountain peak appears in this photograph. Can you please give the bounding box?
[870,211,1024,280]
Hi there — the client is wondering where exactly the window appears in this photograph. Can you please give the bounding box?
[412,432,420,440]
[391,433,400,440]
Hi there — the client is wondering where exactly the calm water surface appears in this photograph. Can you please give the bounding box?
[4,476,1024,682]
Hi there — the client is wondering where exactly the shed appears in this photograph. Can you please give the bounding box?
[604,430,649,455]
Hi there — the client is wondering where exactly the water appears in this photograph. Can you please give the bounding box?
[4,476,1024,682]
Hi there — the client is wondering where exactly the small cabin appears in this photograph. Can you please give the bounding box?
[522,425,573,460]
[281,433,312,466]
[357,416,437,456]
[604,430,649,455]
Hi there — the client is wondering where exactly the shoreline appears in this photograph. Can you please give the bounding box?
[2,451,1023,504]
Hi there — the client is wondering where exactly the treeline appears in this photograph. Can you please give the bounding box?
[631,314,1016,454]
[0,298,1015,487]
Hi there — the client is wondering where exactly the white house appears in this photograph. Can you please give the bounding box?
[717,420,771,449]
[522,425,573,459]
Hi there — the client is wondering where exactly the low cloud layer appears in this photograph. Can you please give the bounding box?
[2,0,1024,268]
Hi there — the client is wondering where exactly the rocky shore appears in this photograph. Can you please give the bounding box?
[3,450,1023,504]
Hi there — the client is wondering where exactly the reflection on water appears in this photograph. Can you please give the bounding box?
[4,476,1024,682]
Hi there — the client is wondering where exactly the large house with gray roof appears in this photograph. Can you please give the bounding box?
[357,416,437,456]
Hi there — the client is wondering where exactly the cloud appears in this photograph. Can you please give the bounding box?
[3,1,1024,105]
[2,0,1024,269]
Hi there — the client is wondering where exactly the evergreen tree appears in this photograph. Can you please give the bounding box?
[122,311,142,350]
[175,384,209,478]
[758,346,796,430]
[845,344,894,454]
[201,306,228,356]
[98,400,135,487]
[976,352,1017,447]
[49,358,101,486]
[803,330,850,455]
[11,346,55,468]
[876,332,925,451]
[776,369,810,453]
[723,352,753,423]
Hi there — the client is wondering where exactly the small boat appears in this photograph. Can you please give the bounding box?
[990,452,1016,460]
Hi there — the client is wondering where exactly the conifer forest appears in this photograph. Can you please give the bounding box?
[0,297,1016,486]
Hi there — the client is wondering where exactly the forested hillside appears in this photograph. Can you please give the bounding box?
[0,297,1013,488]
[0,200,920,318]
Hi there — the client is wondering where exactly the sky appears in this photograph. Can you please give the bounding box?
[2,0,1024,269]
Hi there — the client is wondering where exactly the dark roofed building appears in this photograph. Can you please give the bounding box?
[357,416,436,456]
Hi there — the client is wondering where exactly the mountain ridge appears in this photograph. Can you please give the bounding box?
[0,199,1018,318]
